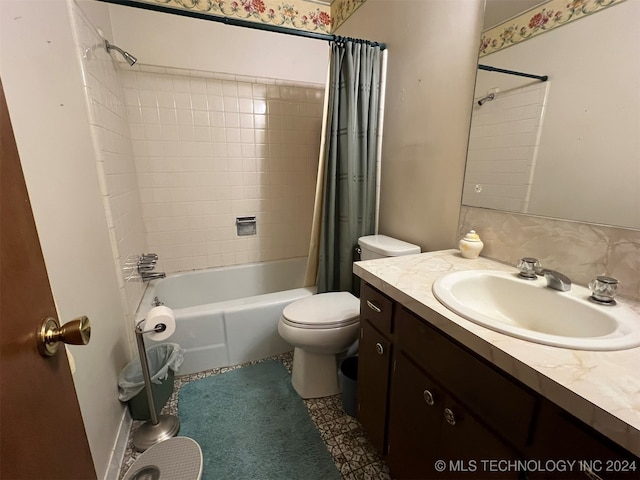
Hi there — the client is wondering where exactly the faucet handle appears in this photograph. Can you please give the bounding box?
[517,257,540,279]
[589,276,619,305]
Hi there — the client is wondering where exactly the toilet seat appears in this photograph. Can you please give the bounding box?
[281,292,359,329]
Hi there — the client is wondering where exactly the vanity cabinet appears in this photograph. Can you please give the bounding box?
[357,281,640,480]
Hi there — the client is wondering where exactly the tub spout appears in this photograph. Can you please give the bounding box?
[141,271,166,282]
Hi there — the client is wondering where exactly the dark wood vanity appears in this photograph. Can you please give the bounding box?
[357,281,640,480]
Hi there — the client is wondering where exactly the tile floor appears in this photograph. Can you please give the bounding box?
[119,352,391,480]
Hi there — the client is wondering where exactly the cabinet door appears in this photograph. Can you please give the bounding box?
[357,320,392,453]
[439,396,522,480]
[387,353,521,480]
[386,352,444,479]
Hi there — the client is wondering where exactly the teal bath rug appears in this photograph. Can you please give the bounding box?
[178,360,341,480]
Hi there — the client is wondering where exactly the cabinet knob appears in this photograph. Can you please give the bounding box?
[443,408,456,426]
[375,342,384,355]
[423,389,435,406]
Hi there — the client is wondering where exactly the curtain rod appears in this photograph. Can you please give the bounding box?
[98,0,386,50]
[478,64,548,82]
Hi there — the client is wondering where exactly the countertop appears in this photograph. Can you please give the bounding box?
[353,249,640,456]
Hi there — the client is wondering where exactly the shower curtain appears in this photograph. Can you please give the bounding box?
[305,39,383,295]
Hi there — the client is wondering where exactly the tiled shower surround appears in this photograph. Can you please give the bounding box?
[119,66,325,273]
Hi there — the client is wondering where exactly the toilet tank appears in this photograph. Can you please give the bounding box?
[358,235,421,261]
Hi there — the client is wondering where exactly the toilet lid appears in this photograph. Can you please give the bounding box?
[282,292,360,328]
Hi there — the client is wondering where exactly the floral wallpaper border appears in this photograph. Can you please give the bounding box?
[331,0,367,31]
[124,0,366,34]
[480,0,626,57]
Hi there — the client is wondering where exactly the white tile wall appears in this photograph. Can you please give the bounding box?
[120,66,324,273]
[463,82,549,212]
[71,9,147,330]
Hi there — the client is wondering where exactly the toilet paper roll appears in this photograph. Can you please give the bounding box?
[142,305,176,341]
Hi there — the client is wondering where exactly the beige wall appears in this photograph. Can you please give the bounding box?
[336,0,485,252]
[108,4,329,84]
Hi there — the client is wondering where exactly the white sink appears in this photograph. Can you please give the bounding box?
[432,270,640,351]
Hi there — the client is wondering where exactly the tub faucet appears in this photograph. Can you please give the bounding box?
[141,271,166,282]
[540,269,572,292]
[137,253,164,281]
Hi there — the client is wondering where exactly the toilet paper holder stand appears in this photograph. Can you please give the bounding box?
[132,319,180,452]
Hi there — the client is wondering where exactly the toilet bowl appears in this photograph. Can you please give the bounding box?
[278,292,360,399]
[278,234,421,400]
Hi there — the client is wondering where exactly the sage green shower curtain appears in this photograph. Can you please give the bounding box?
[313,40,382,295]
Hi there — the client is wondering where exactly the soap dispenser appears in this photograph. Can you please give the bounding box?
[459,230,484,259]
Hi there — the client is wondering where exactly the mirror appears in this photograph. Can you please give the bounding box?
[463,0,640,230]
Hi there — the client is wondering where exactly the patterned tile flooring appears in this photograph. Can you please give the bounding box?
[119,352,391,479]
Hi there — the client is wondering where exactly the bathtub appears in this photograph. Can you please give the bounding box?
[137,257,315,375]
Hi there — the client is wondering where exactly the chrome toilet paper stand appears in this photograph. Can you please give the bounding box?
[132,319,180,452]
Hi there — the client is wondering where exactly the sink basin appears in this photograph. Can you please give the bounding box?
[432,270,640,350]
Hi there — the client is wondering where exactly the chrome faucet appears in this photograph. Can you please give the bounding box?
[140,271,166,281]
[137,253,165,281]
[517,257,571,291]
[540,269,572,292]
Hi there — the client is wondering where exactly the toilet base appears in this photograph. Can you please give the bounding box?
[291,347,341,399]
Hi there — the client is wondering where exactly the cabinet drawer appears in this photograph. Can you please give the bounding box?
[360,282,394,335]
[396,307,537,450]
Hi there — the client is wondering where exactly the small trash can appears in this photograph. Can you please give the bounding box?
[339,356,358,417]
[118,343,184,421]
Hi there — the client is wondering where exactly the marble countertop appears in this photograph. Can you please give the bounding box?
[353,249,640,457]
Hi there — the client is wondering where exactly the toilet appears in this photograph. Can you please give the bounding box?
[278,234,420,399]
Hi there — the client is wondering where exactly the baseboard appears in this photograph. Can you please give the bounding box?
[103,409,133,480]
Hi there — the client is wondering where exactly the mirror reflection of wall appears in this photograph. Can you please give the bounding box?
[463,0,640,229]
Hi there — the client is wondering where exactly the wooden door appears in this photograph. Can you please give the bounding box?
[0,78,96,479]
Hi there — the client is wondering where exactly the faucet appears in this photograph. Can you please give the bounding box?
[140,271,166,281]
[517,257,571,291]
[137,253,165,281]
[540,269,572,292]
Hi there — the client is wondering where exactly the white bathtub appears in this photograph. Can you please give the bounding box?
[137,257,315,375]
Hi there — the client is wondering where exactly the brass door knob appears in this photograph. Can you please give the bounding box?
[38,316,91,357]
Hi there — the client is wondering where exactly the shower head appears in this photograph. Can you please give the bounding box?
[104,40,137,66]
[477,93,495,106]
